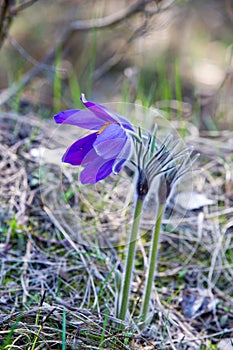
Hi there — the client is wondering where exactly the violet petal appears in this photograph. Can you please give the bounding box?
[80,94,134,131]
[80,158,114,184]
[62,132,97,165]
[80,94,116,124]
[54,109,110,130]
[94,124,127,159]
[113,158,126,174]
[112,137,131,174]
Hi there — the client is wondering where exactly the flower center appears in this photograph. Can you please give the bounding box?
[97,122,113,135]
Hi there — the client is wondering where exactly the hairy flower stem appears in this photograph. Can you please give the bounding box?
[140,203,165,322]
[119,196,144,321]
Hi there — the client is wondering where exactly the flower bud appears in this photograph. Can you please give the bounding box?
[136,168,149,200]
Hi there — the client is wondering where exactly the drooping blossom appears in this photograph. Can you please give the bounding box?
[54,94,134,184]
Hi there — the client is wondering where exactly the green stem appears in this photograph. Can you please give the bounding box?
[140,203,165,322]
[119,196,144,321]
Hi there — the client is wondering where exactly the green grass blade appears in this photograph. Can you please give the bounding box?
[62,308,66,350]
[53,45,62,114]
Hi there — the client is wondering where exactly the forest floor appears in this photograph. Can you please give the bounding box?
[0,110,233,349]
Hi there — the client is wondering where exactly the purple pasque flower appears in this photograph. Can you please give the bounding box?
[54,94,134,184]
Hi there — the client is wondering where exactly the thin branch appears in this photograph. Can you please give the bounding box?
[0,0,39,50]
[69,0,151,30]
[10,0,40,15]
[0,0,12,49]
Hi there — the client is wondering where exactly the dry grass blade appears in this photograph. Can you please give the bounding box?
[1,112,233,348]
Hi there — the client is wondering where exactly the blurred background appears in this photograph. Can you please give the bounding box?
[0,0,233,130]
